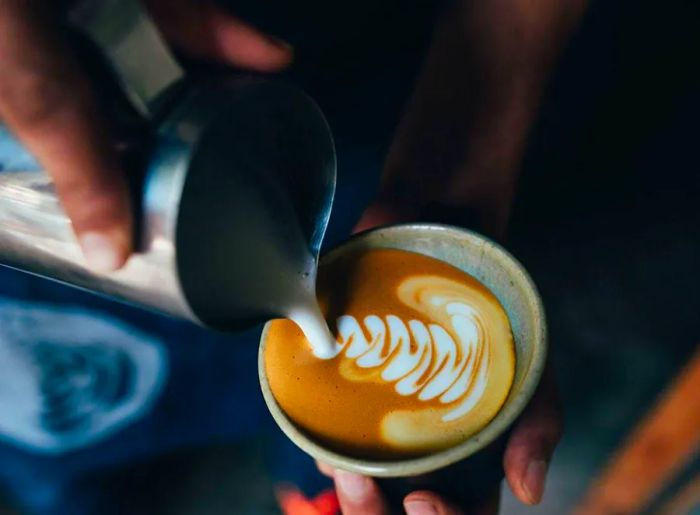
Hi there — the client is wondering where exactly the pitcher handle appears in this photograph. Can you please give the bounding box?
[69,0,185,119]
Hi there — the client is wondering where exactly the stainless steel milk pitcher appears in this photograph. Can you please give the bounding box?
[0,0,336,329]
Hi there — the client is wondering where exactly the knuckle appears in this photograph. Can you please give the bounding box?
[55,171,127,219]
[538,412,564,442]
[65,191,130,234]
[549,418,564,444]
[533,413,564,449]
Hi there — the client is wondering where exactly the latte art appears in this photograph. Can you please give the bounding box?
[323,276,491,423]
[264,248,515,458]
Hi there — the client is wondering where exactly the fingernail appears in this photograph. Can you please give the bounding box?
[335,471,370,502]
[523,459,548,504]
[80,232,121,272]
[404,500,438,515]
[267,35,293,51]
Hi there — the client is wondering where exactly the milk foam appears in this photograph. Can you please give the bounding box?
[317,276,492,422]
[287,298,336,359]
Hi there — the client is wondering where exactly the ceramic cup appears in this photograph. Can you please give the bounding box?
[259,223,547,478]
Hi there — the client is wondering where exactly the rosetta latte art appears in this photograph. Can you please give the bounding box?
[322,276,491,422]
[264,248,515,456]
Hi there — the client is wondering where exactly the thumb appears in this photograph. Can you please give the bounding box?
[503,366,563,505]
[334,471,389,515]
[147,0,293,71]
[353,200,418,234]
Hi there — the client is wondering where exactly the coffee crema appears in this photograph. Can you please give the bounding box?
[264,248,515,458]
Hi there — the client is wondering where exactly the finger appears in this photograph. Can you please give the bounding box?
[503,366,563,505]
[333,471,388,515]
[0,2,132,270]
[353,200,417,234]
[404,491,464,515]
[146,0,292,71]
[315,460,335,478]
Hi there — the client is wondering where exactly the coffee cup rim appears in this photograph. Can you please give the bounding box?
[258,223,547,477]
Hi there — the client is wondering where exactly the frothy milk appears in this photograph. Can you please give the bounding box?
[260,243,334,358]
[324,276,490,422]
[286,281,336,359]
[264,248,516,458]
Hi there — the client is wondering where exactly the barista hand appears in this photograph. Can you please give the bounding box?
[318,0,586,512]
[319,370,561,515]
[0,0,291,271]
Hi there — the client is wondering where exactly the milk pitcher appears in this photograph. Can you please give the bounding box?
[0,0,336,330]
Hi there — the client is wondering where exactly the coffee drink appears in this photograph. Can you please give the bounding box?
[263,247,515,459]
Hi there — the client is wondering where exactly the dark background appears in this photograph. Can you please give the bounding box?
[1,0,699,513]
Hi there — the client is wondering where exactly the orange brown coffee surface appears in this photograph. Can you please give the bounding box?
[264,248,515,459]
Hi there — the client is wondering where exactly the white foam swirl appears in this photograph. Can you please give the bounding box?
[319,276,492,422]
